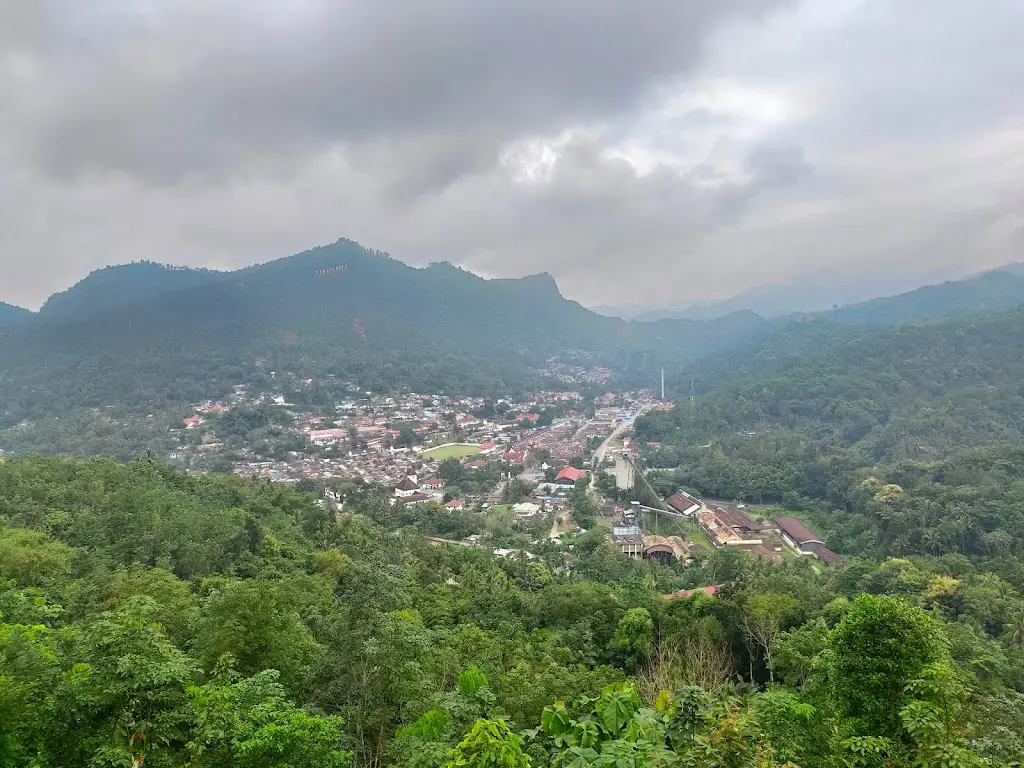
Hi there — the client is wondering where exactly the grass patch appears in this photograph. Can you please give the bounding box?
[681,521,714,552]
[778,545,804,565]
[422,443,482,460]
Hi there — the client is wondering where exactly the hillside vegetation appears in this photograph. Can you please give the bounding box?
[638,308,1024,563]
[650,308,1024,462]
[2,455,1023,766]
[0,302,30,329]
[6,241,1024,426]
[0,241,770,423]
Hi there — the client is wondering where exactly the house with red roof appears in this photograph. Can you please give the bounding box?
[554,466,586,484]
[444,499,464,511]
[183,416,203,429]
[663,584,724,600]
[504,450,527,465]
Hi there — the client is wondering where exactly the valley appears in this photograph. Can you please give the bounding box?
[4,241,1024,767]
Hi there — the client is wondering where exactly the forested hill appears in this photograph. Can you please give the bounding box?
[5,239,1024,423]
[0,301,31,328]
[2,455,1023,766]
[0,240,776,421]
[823,268,1024,325]
[636,306,1024,564]
[647,307,1024,464]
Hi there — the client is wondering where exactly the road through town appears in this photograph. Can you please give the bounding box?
[591,404,654,467]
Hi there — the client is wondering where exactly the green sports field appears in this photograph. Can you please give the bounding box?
[422,443,483,460]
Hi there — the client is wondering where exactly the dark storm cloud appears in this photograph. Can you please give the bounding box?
[19,0,774,182]
[0,0,1022,309]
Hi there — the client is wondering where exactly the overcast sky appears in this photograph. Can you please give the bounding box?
[2,0,1022,309]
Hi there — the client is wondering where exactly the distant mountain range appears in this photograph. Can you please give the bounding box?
[594,267,980,321]
[3,240,1024,424]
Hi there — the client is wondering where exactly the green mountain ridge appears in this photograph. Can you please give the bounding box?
[648,307,1024,464]
[0,301,32,329]
[6,239,1024,424]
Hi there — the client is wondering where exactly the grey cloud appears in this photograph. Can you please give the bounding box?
[1,0,1022,310]
[17,0,774,182]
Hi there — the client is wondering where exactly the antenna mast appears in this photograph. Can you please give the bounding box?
[690,378,695,419]
[660,367,665,400]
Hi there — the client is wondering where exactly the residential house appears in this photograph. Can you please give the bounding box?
[512,502,542,518]
[420,477,445,491]
[394,476,420,498]
[554,466,587,484]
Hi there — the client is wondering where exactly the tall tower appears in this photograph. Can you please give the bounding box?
[690,378,695,419]
[660,367,665,400]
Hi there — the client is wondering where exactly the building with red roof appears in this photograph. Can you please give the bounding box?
[554,466,586,484]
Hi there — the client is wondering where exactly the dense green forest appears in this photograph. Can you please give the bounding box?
[4,241,1024,427]
[654,308,1024,462]
[637,307,1024,565]
[2,456,1023,766]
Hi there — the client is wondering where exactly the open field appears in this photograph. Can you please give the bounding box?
[422,443,482,460]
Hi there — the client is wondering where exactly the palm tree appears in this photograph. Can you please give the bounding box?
[922,528,943,556]
[1005,613,1024,648]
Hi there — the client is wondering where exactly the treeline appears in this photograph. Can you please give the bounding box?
[1,456,1023,766]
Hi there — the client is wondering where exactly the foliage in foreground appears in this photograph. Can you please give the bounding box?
[0,456,1022,766]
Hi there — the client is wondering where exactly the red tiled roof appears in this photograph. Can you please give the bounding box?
[555,466,586,483]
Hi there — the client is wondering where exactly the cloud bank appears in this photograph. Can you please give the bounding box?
[1,0,1022,308]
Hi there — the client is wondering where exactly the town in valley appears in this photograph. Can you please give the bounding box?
[105,366,841,573]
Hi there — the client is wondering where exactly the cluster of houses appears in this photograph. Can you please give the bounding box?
[535,362,614,385]
[170,383,651,487]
